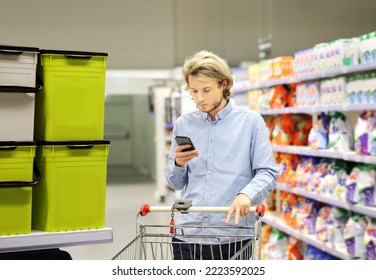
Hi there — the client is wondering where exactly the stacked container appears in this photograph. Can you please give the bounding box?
[33,140,109,231]
[0,142,40,235]
[34,50,108,141]
[0,45,39,235]
[33,49,110,232]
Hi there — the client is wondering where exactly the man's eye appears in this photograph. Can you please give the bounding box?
[204,89,210,93]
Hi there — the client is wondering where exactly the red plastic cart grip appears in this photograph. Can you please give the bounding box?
[169,219,175,234]
[255,205,265,217]
[140,204,150,216]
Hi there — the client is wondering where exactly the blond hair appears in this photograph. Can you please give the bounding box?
[182,50,233,100]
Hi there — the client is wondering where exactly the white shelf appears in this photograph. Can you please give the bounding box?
[233,61,376,92]
[261,212,351,260]
[0,228,113,253]
[277,184,376,218]
[272,145,376,165]
[256,104,376,115]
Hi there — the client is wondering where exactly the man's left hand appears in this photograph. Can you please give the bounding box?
[225,194,251,224]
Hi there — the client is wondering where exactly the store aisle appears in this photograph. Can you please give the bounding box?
[65,173,170,260]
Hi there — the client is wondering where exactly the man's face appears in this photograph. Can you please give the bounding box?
[188,75,226,116]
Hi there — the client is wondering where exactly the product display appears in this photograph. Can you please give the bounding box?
[0,45,111,259]
[233,30,376,260]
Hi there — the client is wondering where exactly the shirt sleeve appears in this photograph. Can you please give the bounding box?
[240,114,279,205]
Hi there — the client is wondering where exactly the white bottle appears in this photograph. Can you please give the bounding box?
[369,31,376,63]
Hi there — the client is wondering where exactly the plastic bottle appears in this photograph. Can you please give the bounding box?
[346,76,355,105]
[369,31,376,63]
[363,73,371,104]
[361,33,371,64]
[371,72,376,104]
[337,77,346,105]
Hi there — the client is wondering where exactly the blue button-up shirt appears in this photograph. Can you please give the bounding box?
[166,99,278,242]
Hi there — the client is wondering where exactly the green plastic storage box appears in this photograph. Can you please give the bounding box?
[0,142,38,235]
[32,141,110,232]
[35,50,108,141]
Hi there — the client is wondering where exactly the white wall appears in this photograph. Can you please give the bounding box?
[0,0,175,68]
[1,0,375,68]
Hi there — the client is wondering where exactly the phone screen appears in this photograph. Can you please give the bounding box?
[175,136,196,151]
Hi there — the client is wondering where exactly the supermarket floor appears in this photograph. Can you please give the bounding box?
[65,166,169,260]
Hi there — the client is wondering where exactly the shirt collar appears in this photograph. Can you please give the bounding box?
[199,99,233,121]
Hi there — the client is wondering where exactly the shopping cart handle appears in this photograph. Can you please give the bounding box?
[140,203,266,217]
[140,204,150,216]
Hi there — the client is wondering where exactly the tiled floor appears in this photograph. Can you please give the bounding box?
[65,167,169,260]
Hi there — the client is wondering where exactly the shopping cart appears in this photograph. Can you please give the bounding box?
[112,200,265,260]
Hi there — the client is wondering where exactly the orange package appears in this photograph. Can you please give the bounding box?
[269,85,288,109]
[286,236,304,260]
[271,114,295,145]
[264,116,276,141]
[286,83,298,107]
[291,114,313,146]
[278,153,300,187]
[281,192,299,224]
[263,189,277,211]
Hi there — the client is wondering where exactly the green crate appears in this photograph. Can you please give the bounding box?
[32,141,110,232]
[0,142,36,235]
[0,144,35,181]
[34,50,108,141]
[0,187,33,235]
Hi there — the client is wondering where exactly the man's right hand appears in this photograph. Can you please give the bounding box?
[174,145,199,167]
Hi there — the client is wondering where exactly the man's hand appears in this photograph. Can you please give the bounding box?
[174,145,199,167]
[225,193,251,224]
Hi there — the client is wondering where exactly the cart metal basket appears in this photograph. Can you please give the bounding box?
[112,201,265,260]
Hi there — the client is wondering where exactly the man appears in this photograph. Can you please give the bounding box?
[166,50,278,260]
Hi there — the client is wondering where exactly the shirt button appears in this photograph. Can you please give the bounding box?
[207,171,211,175]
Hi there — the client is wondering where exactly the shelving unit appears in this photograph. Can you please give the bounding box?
[276,184,376,218]
[233,61,376,93]
[0,228,113,253]
[272,145,376,165]
[153,86,173,202]
[231,46,376,259]
[0,47,114,257]
[256,104,376,115]
[261,212,351,260]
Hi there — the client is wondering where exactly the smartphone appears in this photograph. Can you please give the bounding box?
[175,136,196,152]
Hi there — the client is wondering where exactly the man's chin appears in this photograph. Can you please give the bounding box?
[198,106,207,112]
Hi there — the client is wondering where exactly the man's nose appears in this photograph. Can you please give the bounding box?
[196,91,205,102]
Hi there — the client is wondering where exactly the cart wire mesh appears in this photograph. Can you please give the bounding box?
[112,203,263,260]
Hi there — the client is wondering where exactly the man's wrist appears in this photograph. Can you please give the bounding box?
[175,159,183,167]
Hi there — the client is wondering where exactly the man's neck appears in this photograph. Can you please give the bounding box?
[208,98,228,121]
